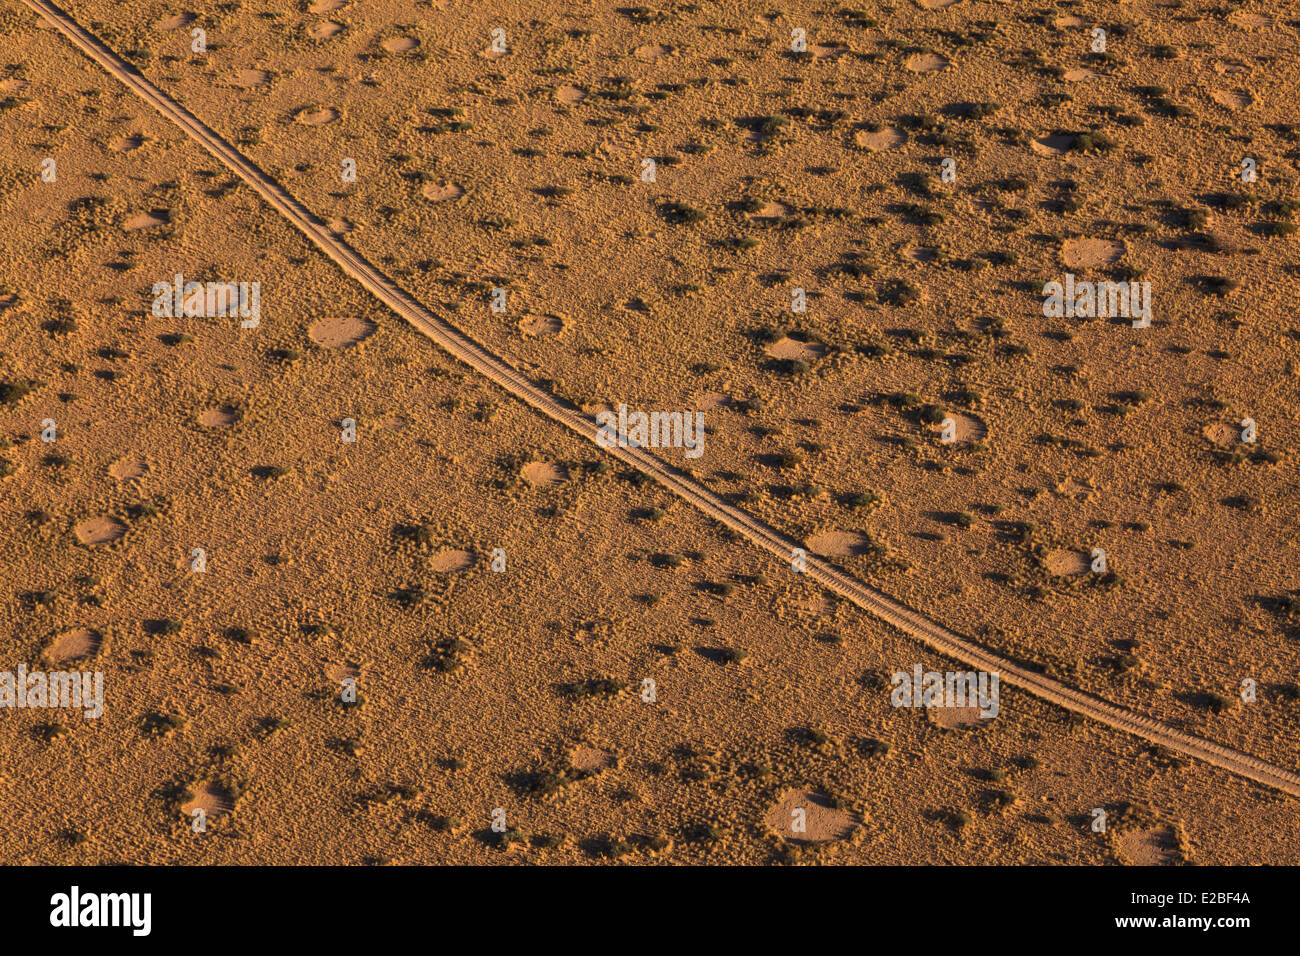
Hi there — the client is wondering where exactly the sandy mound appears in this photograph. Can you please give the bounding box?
[48,628,102,664]
[764,790,856,843]
[75,516,126,545]
[228,69,269,88]
[381,36,419,53]
[309,0,346,11]
[430,549,475,572]
[1118,826,1180,865]
[123,211,169,231]
[1211,89,1253,110]
[930,705,987,729]
[906,53,949,72]
[519,313,563,336]
[308,21,343,39]
[200,406,240,427]
[521,461,569,487]
[309,317,376,348]
[327,219,352,236]
[808,531,872,558]
[181,784,234,821]
[1061,238,1124,268]
[569,747,614,772]
[1045,549,1090,576]
[1202,421,1239,445]
[634,44,673,61]
[109,458,148,480]
[555,85,587,105]
[765,336,827,361]
[422,181,464,202]
[295,106,340,126]
[0,78,28,94]
[855,127,906,152]
[110,134,143,152]
[1032,134,1074,156]
[916,0,962,7]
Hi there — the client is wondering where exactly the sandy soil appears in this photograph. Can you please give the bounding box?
[1,0,1298,864]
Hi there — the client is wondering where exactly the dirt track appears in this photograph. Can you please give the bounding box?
[22,0,1300,800]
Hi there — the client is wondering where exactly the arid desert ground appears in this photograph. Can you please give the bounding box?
[0,0,1298,864]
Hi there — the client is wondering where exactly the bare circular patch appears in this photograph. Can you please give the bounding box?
[181,783,234,821]
[110,133,144,152]
[1032,134,1074,156]
[1211,89,1253,110]
[327,218,353,236]
[1063,68,1094,82]
[916,0,962,8]
[422,181,464,202]
[309,0,346,11]
[751,201,790,221]
[381,36,418,53]
[325,661,360,682]
[930,705,987,729]
[308,21,343,39]
[521,461,569,487]
[634,44,673,61]
[855,127,906,152]
[229,69,268,88]
[696,391,731,412]
[0,78,29,94]
[569,746,614,772]
[124,210,170,231]
[765,336,827,362]
[556,85,587,105]
[1229,11,1271,30]
[295,106,340,126]
[906,52,949,72]
[158,12,196,30]
[947,412,987,442]
[49,628,102,664]
[765,790,856,843]
[308,316,377,348]
[1117,826,1180,866]
[75,516,126,546]
[812,44,847,60]
[200,406,240,428]
[1061,237,1125,269]
[1045,549,1090,576]
[1202,421,1239,445]
[110,458,148,480]
[430,549,475,572]
[519,313,563,336]
[807,531,872,558]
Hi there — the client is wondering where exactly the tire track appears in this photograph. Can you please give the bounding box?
[24,0,1300,798]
